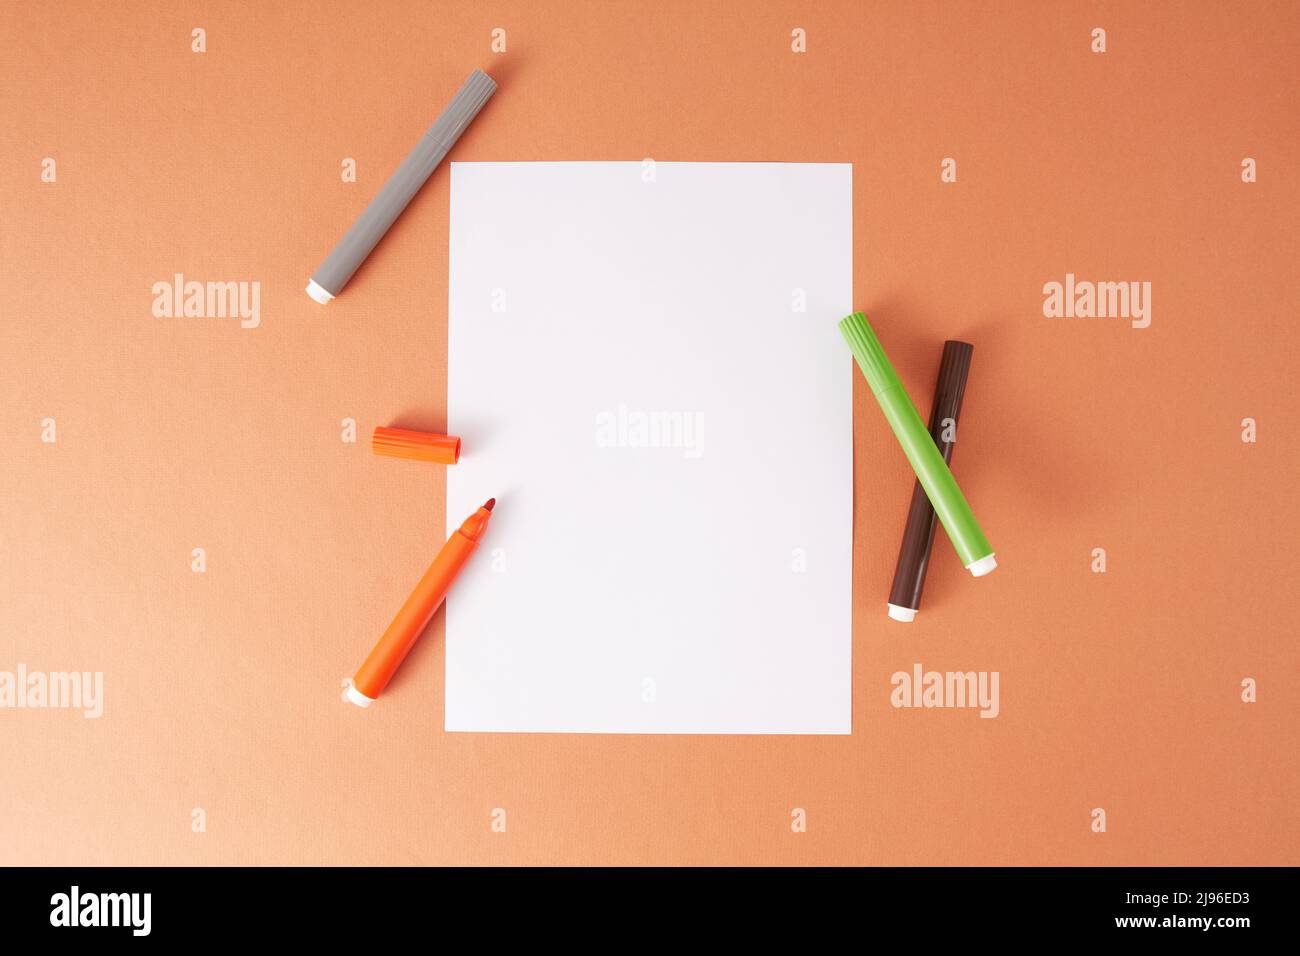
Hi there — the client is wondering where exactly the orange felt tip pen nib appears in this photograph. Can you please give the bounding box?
[344,499,495,708]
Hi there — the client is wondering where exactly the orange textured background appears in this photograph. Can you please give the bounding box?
[2,0,1297,865]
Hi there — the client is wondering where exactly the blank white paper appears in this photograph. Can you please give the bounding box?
[446,162,852,733]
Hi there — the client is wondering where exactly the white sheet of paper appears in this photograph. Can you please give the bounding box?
[446,162,852,733]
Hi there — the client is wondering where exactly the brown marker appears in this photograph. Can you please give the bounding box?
[887,341,974,622]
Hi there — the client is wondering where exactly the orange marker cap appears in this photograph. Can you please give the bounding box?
[372,426,461,464]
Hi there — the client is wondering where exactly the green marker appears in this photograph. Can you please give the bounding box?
[839,312,997,577]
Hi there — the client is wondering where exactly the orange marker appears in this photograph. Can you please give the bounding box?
[345,499,495,708]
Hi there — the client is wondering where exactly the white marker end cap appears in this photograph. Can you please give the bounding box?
[966,554,998,577]
[344,685,375,708]
[306,279,335,304]
[887,603,917,623]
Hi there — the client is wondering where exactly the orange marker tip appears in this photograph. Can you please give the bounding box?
[484,498,496,512]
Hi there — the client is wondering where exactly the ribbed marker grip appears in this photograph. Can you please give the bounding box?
[837,311,898,398]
